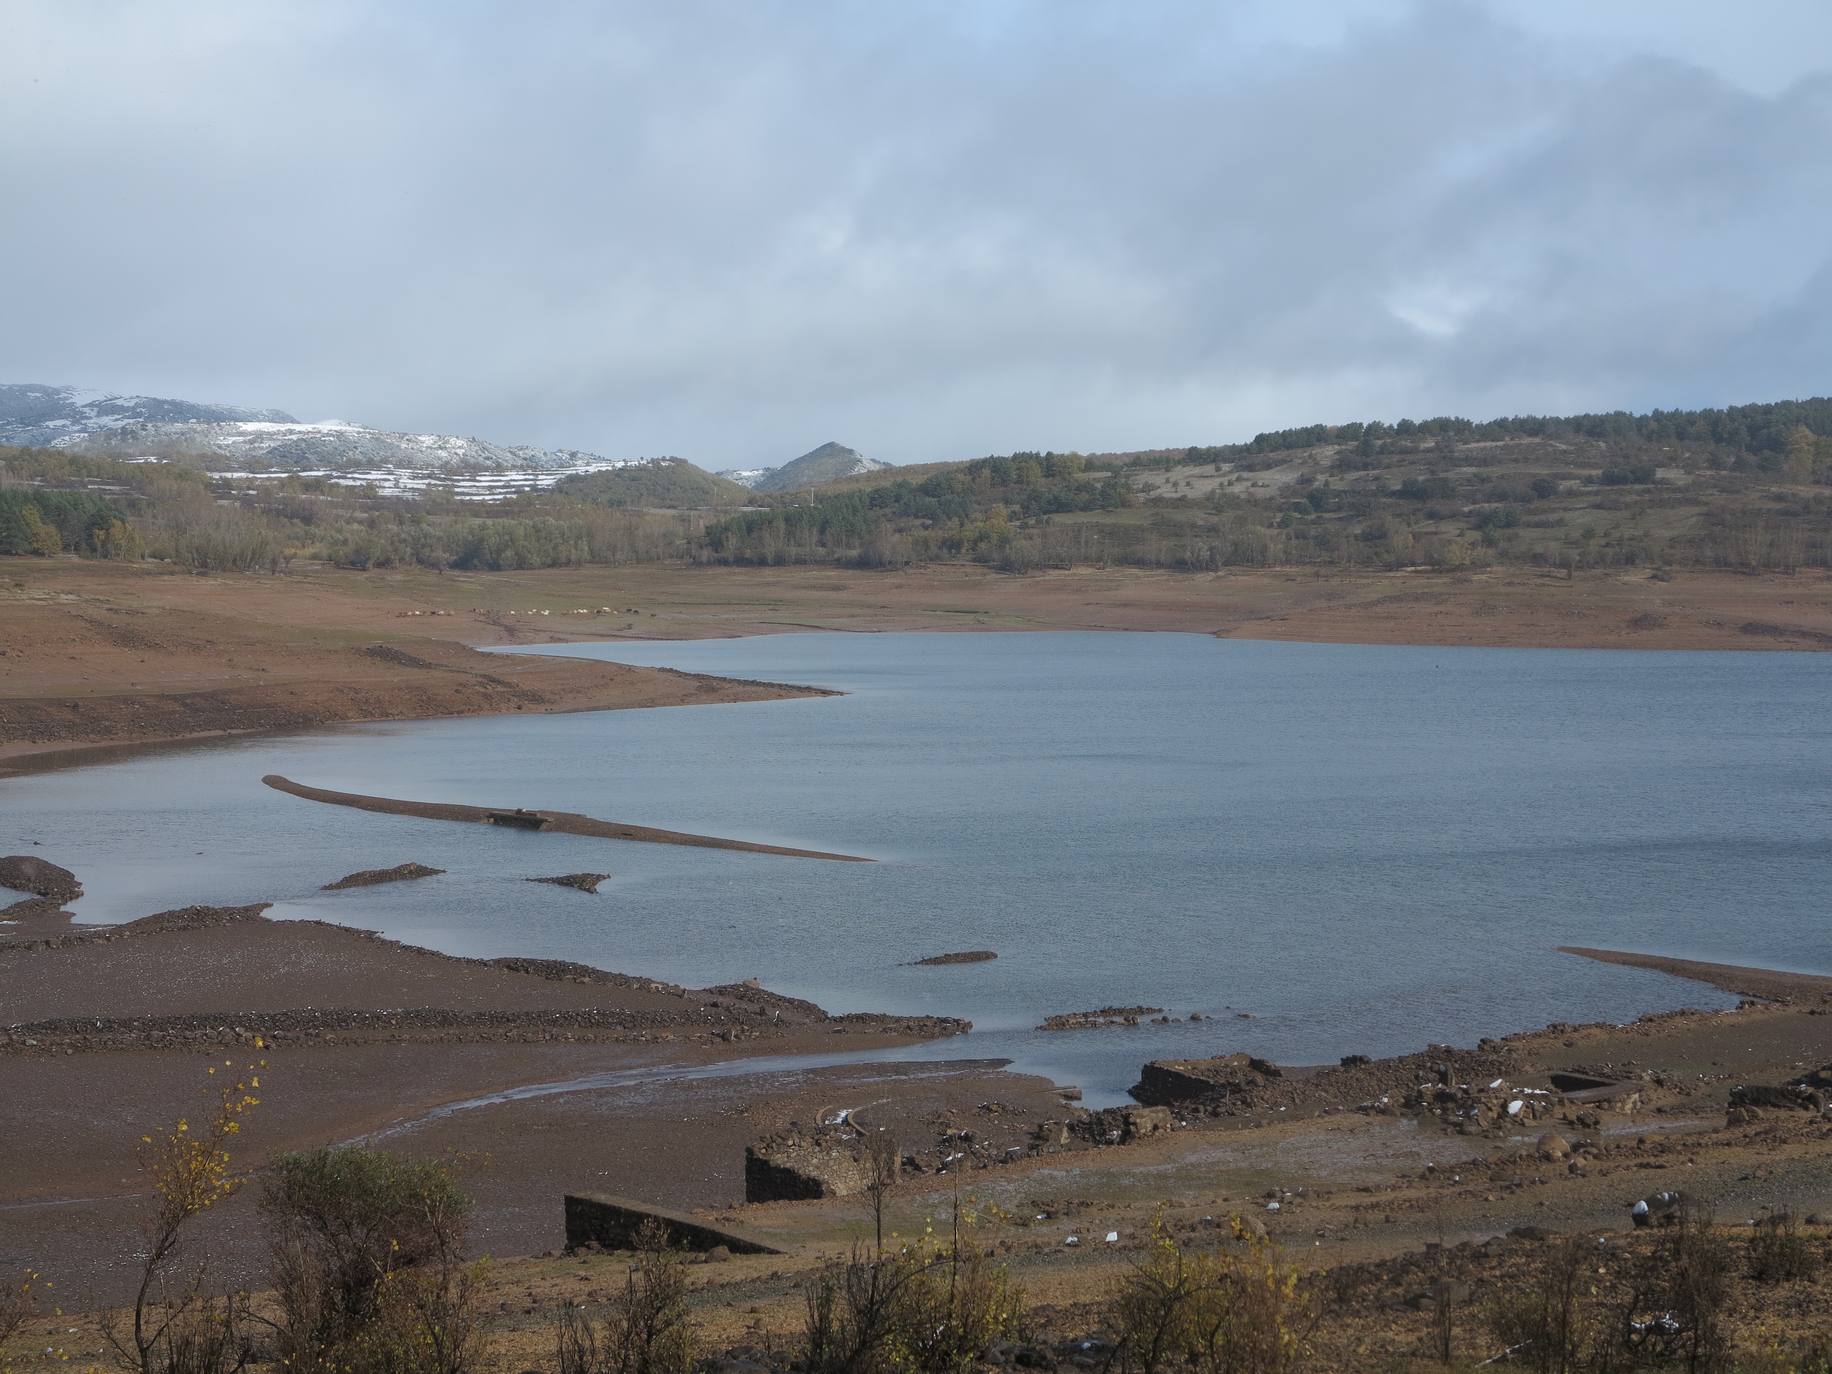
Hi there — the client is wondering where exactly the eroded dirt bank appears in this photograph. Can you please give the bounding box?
[0,897,984,1303]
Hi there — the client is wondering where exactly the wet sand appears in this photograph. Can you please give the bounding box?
[1559,945,1832,1001]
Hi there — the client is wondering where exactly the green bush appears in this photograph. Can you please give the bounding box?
[262,1146,480,1374]
[1106,1216,1308,1374]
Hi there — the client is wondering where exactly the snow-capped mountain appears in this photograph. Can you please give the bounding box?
[0,383,636,474]
[78,417,635,472]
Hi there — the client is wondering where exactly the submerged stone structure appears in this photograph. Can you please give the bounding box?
[563,1193,782,1254]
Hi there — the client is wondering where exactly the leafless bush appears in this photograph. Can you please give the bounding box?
[1748,1212,1818,1283]
[554,1220,695,1374]
[1487,1237,1595,1373]
[1106,1216,1308,1374]
[0,1270,40,1362]
[261,1146,482,1374]
[803,1204,1021,1374]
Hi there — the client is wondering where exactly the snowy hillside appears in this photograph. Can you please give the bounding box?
[0,382,643,475]
[0,383,295,445]
[716,467,774,488]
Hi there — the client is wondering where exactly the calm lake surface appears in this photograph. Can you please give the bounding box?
[9,632,1830,1103]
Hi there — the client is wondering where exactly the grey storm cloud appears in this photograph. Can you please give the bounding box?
[2,0,1829,466]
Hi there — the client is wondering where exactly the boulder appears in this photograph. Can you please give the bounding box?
[1536,1132,1571,1161]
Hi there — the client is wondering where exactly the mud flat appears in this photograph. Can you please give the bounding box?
[1559,945,1832,1001]
[0,897,984,1303]
[11,915,1832,1368]
[262,774,873,862]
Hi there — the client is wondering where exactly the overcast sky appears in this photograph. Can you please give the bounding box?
[4,2,1829,467]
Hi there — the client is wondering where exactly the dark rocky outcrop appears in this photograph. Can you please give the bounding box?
[322,863,444,891]
[1730,1082,1824,1112]
[563,1194,782,1254]
[1071,1105,1175,1145]
[0,855,82,919]
[1039,1006,1164,1031]
[909,950,997,966]
[528,872,611,893]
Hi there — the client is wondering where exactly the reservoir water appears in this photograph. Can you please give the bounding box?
[7,632,1830,1102]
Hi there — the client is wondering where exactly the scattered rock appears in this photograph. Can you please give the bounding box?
[1631,1191,1685,1229]
[1071,1104,1175,1146]
[1730,1082,1823,1112]
[1122,1106,1173,1139]
[322,862,445,891]
[1039,1006,1164,1031]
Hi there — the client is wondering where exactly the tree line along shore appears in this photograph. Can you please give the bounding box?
[5,397,1832,577]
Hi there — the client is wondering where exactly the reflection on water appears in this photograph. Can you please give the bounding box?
[8,632,1830,1100]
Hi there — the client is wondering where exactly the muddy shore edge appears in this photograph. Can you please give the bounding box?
[7,561,1832,778]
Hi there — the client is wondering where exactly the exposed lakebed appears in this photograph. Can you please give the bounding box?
[7,632,1830,1102]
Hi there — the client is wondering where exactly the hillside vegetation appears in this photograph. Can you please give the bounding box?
[3,399,1831,575]
[550,457,751,508]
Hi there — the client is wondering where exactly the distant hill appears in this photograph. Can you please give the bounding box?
[553,458,751,508]
[751,441,889,492]
[0,381,649,475]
